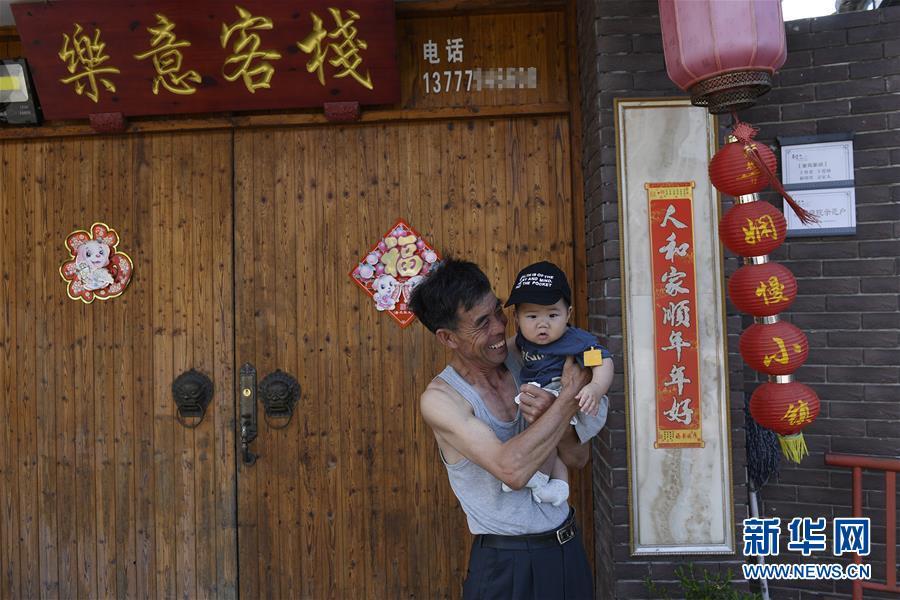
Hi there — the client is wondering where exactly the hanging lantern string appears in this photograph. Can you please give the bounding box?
[730,113,819,225]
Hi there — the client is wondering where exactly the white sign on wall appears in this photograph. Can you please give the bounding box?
[783,188,856,236]
[779,134,856,237]
[781,139,854,185]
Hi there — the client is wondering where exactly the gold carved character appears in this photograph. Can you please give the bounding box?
[221,6,282,93]
[134,14,201,95]
[297,8,373,90]
[58,24,121,102]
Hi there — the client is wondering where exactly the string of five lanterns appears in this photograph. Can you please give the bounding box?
[710,116,821,463]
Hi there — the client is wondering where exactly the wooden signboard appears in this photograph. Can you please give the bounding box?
[11,0,400,120]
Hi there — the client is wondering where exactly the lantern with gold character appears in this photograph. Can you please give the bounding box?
[750,378,820,462]
[718,197,787,257]
[728,261,797,316]
[739,320,809,376]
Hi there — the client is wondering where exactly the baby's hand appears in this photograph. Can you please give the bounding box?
[574,382,604,416]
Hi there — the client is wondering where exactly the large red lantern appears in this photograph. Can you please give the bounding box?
[719,199,786,256]
[712,122,818,225]
[709,137,778,197]
[728,262,797,316]
[750,379,820,462]
[659,0,787,113]
[739,321,809,375]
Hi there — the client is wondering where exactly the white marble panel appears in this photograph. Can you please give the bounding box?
[616,99,735,555]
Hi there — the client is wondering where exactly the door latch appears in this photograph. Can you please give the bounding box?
[239,363,301,465]
[239,363,258,465]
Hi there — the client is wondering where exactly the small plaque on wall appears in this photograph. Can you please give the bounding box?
[779,134,856,237]
[783,188,856,237]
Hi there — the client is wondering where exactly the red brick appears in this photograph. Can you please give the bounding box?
[815,78,885,100]
[826,365,899,384]
[852,93,900,113]
[862,312,900,328]
[778,100,850,120]
[787,28,847,50]
[809,10,880,31]
[847,22,900,43]
[827,330,899,347]
[814,41,882,66]
[852,149,891,167]
[826,294,898,311]
[850,57,900,78]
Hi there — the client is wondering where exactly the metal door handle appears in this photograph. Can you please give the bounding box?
[172,369,213,428]
[258,369,300,428]
[238,364,301,465]
[239,363,258,465]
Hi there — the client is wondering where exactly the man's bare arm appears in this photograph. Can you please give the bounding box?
[421,367,586,489]
[556,425,589,469]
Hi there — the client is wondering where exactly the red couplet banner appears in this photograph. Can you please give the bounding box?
[11,0,400,120]
[646,182,704,449]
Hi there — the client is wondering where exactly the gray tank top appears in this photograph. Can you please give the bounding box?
[436,356,569,535]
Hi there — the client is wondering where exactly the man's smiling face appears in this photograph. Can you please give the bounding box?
[446,292,509,367]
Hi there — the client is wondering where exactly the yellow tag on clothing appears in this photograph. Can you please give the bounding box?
[583,347,603,367]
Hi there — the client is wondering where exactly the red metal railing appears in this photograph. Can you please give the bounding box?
[824,453,900,600]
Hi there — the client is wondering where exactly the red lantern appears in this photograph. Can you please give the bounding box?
[750,381,820,462]
[659,0,787,113]
[739,321,809,375]
[712,121,818,224]
[728,263,797,316]
[719,200,786,256]
[709,138,778,197]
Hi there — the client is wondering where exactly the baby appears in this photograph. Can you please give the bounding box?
[502,261,612,505]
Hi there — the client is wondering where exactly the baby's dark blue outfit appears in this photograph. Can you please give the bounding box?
[517,326,612,387]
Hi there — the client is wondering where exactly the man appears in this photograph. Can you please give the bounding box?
[409,259,613,600]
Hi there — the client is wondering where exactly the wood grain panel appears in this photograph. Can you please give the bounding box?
[236,114,580,598]
[0,130,22,600]
[210,131,238,600]
[131,134,159,600]
[272,126,302,600]
[57,140,79,600]
[30,138,56,599]
[17,136,40,600]
[0,131,236,599]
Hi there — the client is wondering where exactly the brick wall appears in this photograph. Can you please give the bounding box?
[576,1,750,598]
[577,1,900,598]
[740,8,900,600]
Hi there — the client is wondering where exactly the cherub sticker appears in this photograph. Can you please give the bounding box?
[59,223,133,303]
[350,220,439,327]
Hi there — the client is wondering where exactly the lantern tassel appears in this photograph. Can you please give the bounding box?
[731,114,820,225]
[778,433,809,463]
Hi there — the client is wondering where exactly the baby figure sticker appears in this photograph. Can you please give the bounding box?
[350,219,440,327]
[60,223,133,304]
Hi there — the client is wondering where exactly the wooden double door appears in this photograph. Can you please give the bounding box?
[0,115,585,598]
